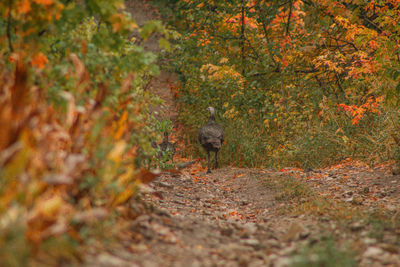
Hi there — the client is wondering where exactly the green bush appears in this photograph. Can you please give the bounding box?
[291,238,356,267]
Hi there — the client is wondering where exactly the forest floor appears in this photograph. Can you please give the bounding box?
[84,1,400,266]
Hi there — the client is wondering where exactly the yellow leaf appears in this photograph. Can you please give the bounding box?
[39,195,63,217]
[107,140,127,163]
[2,146,30,182]
[117,166,134,186]
[115,2,125,9]
[113,187,135,206]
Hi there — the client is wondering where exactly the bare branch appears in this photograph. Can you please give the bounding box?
[7,0,13,53]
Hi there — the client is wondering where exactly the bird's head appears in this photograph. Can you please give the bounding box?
[206,106,215,116]
[206,106,216,121]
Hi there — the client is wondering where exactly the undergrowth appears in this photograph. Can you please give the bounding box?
[291,237,357,267]
[264,173,400,248]
[264,174,360,220]
[262,174,400,266]
[153,0,400,169]
[0,1,171,265]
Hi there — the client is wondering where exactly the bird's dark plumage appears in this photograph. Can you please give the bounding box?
[159,132,176,157]
[152,132,176,161]
[198,107,224,173]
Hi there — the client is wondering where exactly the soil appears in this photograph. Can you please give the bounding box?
[83,1,400,266]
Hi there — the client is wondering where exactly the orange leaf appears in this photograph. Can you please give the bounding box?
[34,0,53,6]
[31,52,48,69]
[18,0,31,14]
[113,188,135,206]
[136,169,160,184]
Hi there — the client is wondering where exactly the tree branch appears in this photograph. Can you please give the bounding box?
[285,0,293,36]
[240,0,246,75]
[7,0,13,53]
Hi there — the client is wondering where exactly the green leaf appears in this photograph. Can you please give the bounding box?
[140,20,164,40]
[159,38,170,51]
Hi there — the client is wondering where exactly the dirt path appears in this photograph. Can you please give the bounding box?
[126,0,177,122]
[85,164,400,266]
[85,168,318,267]
[83,1,400,266]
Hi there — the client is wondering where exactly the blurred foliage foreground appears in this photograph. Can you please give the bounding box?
[161,0,400,169]
[0,0,172,265]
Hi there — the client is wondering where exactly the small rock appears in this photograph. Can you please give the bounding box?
[386,204,397,211]
[374,251,393,265]
[362,187,370,194]
[363,246,384,259]
[274,257,291,267]
[154,207,171,217]
[137,184,156,194]
[180,174,191,182]
[362,237,377,245]
[133,214,151,225]
[190,260,201,267]
[240,200,249,206]
[173,199,186,205]
[344,197,354,203]
[380,243,399,254]
[73,208,108,224]
[307,236,318,246]
[248,259,266,267]
[265,239,280,248]
[242,239,261,249]
[158,181,173,188]
[237,255,250,267]
[343,190,354,197]
[383,232,398,244]
[279,244,297,256]
[243,223,257,235]
[97,254,129,267]
[359,258,373,267]
[129,244,148,253]
[240,231,250,239]
[392,167,400,175]
[299,230,310,239]
[282,222,308,242]
[220,228,234,237]
[350,221,364,231]
[351,195,364,205]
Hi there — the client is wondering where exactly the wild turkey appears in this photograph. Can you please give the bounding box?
[152,132,176,161]
[198,107,224,173]
[159,132,176,157]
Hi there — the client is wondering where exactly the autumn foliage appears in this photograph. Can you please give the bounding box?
[163,0,400,168]
[0,0,166,265]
